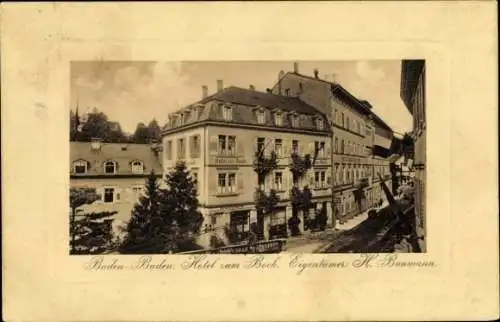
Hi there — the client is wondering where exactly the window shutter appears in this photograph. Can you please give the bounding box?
[308,142,314,155]
[115,187,121,202]
[283,171,289,190]
[283,139,290,157]
[264,138,272,157]
[237,171,244,191]
[96,187,104,202]
[325,141,331,157]
[237,138,245,156]
[209,135,218,155]
[208,172,217,194]
[326,171,332,185]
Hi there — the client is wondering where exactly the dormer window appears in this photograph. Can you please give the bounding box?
[222,105,232,121]
[256,110,265,124]
[316,117,324,130]
[274,112,283,126]
[73,160,88,174]
[104,160,117,174]
[131,161,144,174]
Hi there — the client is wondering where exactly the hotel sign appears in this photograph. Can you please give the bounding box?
[341,156,363,164]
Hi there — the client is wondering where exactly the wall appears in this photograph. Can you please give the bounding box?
[204,124,332,208]
[272,73,332,118]
[70,176,157,234]
[162,126,206,203]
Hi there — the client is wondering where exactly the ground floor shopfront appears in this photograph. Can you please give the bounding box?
[196,198,334,249]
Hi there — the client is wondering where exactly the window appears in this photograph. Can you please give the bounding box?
[335,137,338,153]
[334,109,338,125]
[104,188,115,203]
[223,106,232,121]
[315,141,326,158]
[341,140,345,154]
[274,112,283,126]
[257,110,265,124]
[132,185,143,197]
[346,116,350,130]
[211,215,217,226]
[73,160,88,174]
[165,140,172,160]
[178,138,186,159]
[315,171,326,188]
[131,161,144,174]
[218,135,236,155]
[217,172,236,194]
[292,140,299,153]
[274,139,283,157]
[274,172,283,191]
[190,135,200,158]
[316,118,324,130]
[179,113,184,125]
[291,115,299,127]
[341,113,345,127]
[257,137,265,154]
[104,161,116,174]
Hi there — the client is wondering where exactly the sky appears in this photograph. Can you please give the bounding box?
[70,60,412,135]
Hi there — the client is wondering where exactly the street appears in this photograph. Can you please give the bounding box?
[281,200,414,254]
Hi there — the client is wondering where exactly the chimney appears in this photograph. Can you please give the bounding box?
[293,62,299,73]
[217,80,223,92]
[202,85,208,99]
[151,139,162,157]
[314,69,319,78]
[90,138,102,151]
[249,84,255,90]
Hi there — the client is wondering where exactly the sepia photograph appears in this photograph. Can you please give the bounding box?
[69,60,426,255]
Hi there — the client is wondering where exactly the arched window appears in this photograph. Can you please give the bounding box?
[131,161,144,174]
[104,161,116,174]
[73,160,88,174]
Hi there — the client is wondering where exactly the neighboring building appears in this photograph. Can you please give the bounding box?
[70,140,163,234]
[271,63,393,223]
[162,82,332,248]
[401,59,426,251]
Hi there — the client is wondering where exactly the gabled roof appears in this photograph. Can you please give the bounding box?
[70,142,163,177]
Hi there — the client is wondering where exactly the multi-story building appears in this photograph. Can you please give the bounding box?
[271,63,393,223]
[401,59,426,251]
[70,140,163,233]
[161,82,332,248]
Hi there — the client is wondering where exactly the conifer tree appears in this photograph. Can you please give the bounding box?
[69,187,116,254]
[119,171,166,253]
[159,161,204,239]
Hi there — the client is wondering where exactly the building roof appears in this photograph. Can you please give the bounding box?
[199,86,323,115]
[400,60,425,113]
[275,72,394,132]
[70,141,163,177]
[164,86,330,134]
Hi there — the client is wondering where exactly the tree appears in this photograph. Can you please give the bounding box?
[147,119,162,143]
[119,164,204,254]
[71,108,127,143]
[119,171,168,253]
[69,187,116,254]
[132,122,150,144]
[160,161,204,238]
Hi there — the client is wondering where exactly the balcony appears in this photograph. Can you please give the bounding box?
[354,178,370,189]
[313,155,330,167]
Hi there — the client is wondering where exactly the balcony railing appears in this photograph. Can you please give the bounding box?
[179,239,287,254]
[354,178,370,189]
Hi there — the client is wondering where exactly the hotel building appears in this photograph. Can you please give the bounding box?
[161,81,332,248]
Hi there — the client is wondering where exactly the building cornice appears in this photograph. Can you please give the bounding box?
[162,120,331,137]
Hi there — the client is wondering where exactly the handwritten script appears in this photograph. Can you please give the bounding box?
[84,254,436,275]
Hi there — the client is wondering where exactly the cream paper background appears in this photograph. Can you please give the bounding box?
[1,2,498,321]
